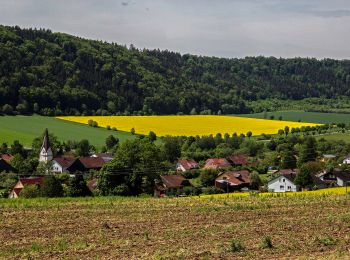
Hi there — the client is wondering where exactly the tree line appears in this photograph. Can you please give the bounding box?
[1,25,350,116]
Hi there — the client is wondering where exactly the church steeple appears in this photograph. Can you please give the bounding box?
[39,128,53,163]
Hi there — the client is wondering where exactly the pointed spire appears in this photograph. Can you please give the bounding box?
[41,128,50,151]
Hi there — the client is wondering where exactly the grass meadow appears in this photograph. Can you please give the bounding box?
[1,192,350,259]
[0,115,135,148]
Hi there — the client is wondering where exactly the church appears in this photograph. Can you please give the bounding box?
[39,128,53,163]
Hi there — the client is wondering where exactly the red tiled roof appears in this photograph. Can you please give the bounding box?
[0,154,13,162]
[177,159,199,170]
[216,170,251,186]
[79,157,106,169]
[160,175,186,188]
[204,158,231,169]
[227,154,248,166]
[277,169,298,182]
[20,177,44,186]
[53,156,76,168]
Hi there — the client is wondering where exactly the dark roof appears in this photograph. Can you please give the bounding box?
[41,128,50,151]
[334,170,350,182]
[160,175,187,188]
[0,159,15,172]
[204,158,231,169]
[53,157,76,168]
[227,154,248,166]
[20,177,44,186]
[79,157,106,169]
[177,159,199,170]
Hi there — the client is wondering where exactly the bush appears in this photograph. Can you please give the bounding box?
[202,186,225,195]
[106,125,111,130]
[230,239,245,252]
[40,175,64,197]
[20,185,41,198]
[261,236,273,249]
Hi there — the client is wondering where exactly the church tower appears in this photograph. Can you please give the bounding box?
[39,128,53,163]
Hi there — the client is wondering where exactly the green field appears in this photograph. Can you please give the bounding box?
[237,111,350,124]
[0,116,135,148]
[316,131,350,142]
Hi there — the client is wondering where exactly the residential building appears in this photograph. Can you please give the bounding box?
[154,175,191,197]
[268,174,297,192]
[215,170,251,192]
[0,158,15,173]
[227,154,249,167]
[91,153,114,162]
[176,159,199,172]
[203,158,231,170]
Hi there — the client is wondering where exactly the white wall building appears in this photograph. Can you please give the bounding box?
[268,175,297,192]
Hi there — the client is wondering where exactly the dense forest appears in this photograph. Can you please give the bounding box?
[1,25,350,116]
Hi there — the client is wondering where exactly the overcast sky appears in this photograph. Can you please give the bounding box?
[1,0,350,59]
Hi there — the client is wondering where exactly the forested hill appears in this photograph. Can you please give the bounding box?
[1,25,350,116]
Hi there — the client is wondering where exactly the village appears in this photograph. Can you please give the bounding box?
[1,128,350,199]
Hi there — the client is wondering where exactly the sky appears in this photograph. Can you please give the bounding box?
[1,0,350,59]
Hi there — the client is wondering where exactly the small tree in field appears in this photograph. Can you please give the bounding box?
[246,131,252,139]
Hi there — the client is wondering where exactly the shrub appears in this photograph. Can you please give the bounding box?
[106,125,111,130]
[40,175,64,197]
[21,185,41,198]
[112,127,117,131]
[202,186,225,195]
[230,239,245,252]
[261,236,273,249]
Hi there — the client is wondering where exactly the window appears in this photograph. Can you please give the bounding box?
[280,185,284,190]
[282,179,285,182]
[287,186,292,190]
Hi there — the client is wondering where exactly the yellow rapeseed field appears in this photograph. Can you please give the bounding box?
[56,115,318,136]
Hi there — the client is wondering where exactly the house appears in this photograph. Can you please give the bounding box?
[39,128,53,163]
[215,170,251,192]
[342,155,350,165]
[91,153,114,162]
[0,153,13,162]
[227,154,249,167]
[203,158,231,170]
[176,159,199,172]
[268,173,297,192]
[154,175,191,197]
[52,156,76,173]
[0,158,15,173]
[8,177,43,198]
[315,170,337,186]
[79,157,106,171]
[334,170,350,187]
[276,169,298,176]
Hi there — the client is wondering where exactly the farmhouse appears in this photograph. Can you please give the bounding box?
[215,170,251,192]
[203,158,231,170]
[268,173,297,192]
[8,177,43,198]
[154,175,191,197]
[52,157,86,173]
[176,159,199,172]
[227,154,249,167]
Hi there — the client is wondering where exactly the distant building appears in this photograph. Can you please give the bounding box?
[91,153,114,162]
[8,177,44,198]
[154,175,191,197]
[268,173,297,192]
[79,157,106,171]
[215,170,251,192]
[227,154,249,167]
[39,128,53,163]
[334,170,350,187]
[342,155,350,165]
[203,158,231,170]
[321,154,336,163]
[176,159,199,172]
[52,157,86,173]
